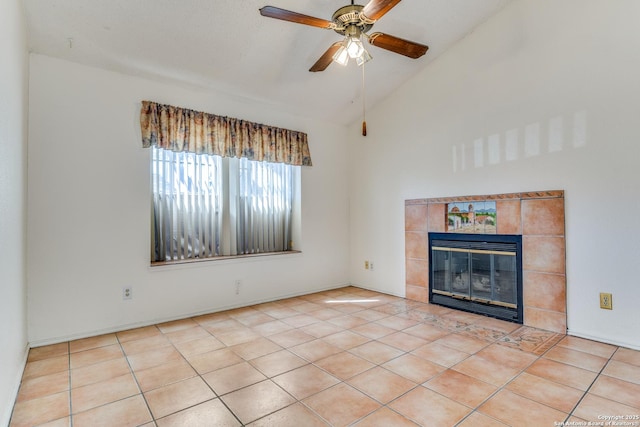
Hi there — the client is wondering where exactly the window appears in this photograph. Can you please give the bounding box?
[151,146,299,263]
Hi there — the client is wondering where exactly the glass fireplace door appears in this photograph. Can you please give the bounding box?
[431,246,517,308]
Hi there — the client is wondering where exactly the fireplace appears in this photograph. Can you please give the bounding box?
[428,233,523,323]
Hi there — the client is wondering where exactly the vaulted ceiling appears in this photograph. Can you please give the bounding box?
[23,0,511,125]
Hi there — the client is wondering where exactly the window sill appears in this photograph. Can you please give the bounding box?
[150,250,302,268]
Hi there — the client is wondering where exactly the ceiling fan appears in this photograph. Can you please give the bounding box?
[259,0,429,72]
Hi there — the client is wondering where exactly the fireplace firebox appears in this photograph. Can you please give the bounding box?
[428,233,523,323]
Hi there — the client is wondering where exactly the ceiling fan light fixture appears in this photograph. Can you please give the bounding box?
[332,45,349,66]
[356,48,372,66]
[345,36,364,58]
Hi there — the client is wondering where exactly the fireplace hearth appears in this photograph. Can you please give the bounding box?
[429,233,523,323]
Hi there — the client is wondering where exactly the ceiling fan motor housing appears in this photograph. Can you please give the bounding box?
[332,5,373,36]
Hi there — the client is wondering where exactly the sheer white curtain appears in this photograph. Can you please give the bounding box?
[151,146,295,262]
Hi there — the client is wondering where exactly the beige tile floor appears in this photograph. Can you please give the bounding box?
[10,286,640,426]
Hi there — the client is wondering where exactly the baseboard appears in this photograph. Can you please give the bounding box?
[29,283,352,348]
[567,329,640,351]
[1,342,29,427]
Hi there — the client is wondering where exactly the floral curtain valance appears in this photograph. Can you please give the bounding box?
[140,100,312,166]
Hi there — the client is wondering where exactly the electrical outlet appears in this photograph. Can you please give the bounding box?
[235,280,242,295]
[599,292,612,310]
[364,260,369,269]
[123,286,132,300]
[369,261,374,271]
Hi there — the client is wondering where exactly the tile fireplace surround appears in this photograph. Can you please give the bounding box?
[405,191,566,334]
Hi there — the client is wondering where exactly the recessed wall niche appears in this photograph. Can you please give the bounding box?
[405,191,566,334]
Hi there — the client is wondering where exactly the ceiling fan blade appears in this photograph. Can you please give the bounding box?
[259,6,334,29]
[368,32,428,59]
[309,42,342,72]
[361,0,402,21]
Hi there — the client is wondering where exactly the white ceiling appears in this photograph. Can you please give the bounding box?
[23,0,511,125]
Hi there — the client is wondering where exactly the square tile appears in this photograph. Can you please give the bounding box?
[315,352,375,380]
[155,399,240,427]
[230,337,281,360]
[612,347,640,367]
[267,329,315,348]
[250,349,308,378]
[572,393,639,423]
[456,411,509,427]
[556,335,617,358]
[425,370,496,408]
[71,357,131,389]
[522,235,565,274]
[251,320,294,336]
[72,395,151,427]
[349,341,405,365]
[126,346,183,372]
[134,359,197,392]
[16,370,69,402]
[247,402,327,427]
[389,386,470,426]
[434,333,489,354]
[406,231,428,259]
[115,326,162,343]
[382,354,444,383]
[322,330,370,350]
[602,360,640,385]
[163,326,210,344]
[120,334,171,356]
[476,343,538,370]
[453,355,520,387]
[202,361,266,395]
[71,373,139,413]
[221,380,295,424]
[327,315,369,329]
[272,364,339,399]
[9,391,70,427]
[403,324,449,341]
[589,375,640,409]
[375,316,419,331]
[172,335,225,358]
[411,342,469,367]
[521,197,565,236]
[351,322,395,340]
[69,334,118,353]
[543,346,608,372]
[526,358,598,391]
[282,314,321,328]
[144,377,216,419]
[300,321,344,338]
[185,348,243,375]
[156,318,199,334]
[479,389,567,426]
[405,204,428,232]
[70,344,124,370]
[378,332,428,352]
[303,382,380,426]
[215,327,261,346]
[523,271,566,312]
[353,407,420,426]
[27,343,69,363]
[347,366,416,404]
[506,372,583,413]
[290,339,342,362]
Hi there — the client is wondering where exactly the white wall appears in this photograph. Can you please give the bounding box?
[348,0,640,349]
[0,0,29,423]
[27,55,350,345]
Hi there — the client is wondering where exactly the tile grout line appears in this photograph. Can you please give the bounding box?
[562,345,621,424]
